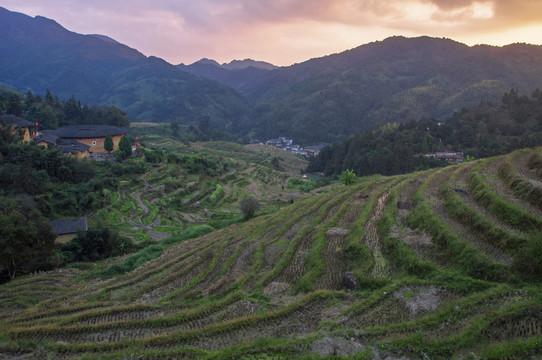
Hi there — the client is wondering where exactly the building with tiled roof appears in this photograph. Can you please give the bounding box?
[1,114,34,142]
[48,217,88,243]
[52,125,125,153]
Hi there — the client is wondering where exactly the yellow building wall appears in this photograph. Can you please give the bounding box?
[74,150,89,160]
[10,127,31,142]
[55,233,77,244]
[76,135,123,153]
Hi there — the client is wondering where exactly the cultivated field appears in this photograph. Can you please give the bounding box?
[1,148,542,359]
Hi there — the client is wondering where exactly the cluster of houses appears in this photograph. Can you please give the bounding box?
[2,114,126,159]
[256,136,327,157]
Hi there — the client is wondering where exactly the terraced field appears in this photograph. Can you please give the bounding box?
[91,140,309,244]
[1,148,542,359]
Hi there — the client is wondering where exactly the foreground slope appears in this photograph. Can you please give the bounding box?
[1,148,542,359]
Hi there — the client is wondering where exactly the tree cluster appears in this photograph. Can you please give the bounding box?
[308,89,542,177]
[61,225,134,263]
[0,198,57,282]
[0,88,130,130]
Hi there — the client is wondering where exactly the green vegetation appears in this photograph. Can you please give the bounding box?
[1,96,542,358]
[61,225,134,263]
[104,134,113,153]
[339,169,356,185]
[0,88,130,130]
[287,177,315,192]
[308,89,542,177]
[240,197,261,220]
[0,198,56,281]
[117,135,132,159]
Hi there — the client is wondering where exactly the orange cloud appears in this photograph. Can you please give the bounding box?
[1,0,541,66]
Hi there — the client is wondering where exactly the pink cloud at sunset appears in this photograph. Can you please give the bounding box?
[1,0,541,66]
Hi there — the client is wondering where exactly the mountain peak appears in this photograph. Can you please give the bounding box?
[221,59,278,71]
[193,58,221,66]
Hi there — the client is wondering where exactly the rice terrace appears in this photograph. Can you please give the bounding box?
[1,136,542,358]
[2,5,542,359]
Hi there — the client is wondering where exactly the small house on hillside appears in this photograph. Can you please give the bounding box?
[36,130,91,159]
[48,217,88,243]
[266,137,293,148]
[2,114,34,142]
[421,151,464,163]
[303,144,326,156]
[52,125,125,154]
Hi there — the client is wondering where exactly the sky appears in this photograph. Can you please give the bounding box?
[1,0,542,66]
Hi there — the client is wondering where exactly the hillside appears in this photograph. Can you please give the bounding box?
[0,7,251,127]
[234,37,542,143]
[308,88,542,177]
[1,147,541,359]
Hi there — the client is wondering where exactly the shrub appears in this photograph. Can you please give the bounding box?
[339,169,356,185]
[209,184,224,203]
[287,178,315,192]
[117,135,132,159]
[240,197,261,220]
[62,225,134,263]
[512,232,542,282]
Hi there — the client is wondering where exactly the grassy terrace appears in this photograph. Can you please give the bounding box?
[1,146,542,359]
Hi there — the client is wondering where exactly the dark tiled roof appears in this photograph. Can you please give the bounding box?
[53,125,125,139]
[1,114,34,128]
[48,218,88,235]
[35,130,58,145]
[304,144,327,151]
[56,138,91,153]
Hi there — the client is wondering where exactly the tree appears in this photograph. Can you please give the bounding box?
[61,224,133,263]
[339,169,356,185]
[104,134,114,153]
[240,197,261,220]
[117,135,132,159]
[0,199,57,281]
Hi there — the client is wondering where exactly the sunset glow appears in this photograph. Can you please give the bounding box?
[1,0,541,66]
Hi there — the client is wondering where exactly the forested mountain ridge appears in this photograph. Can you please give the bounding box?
[236,36,542,143]
[308,88,542,177]
[3,5,542,144]
[0,7,251,128]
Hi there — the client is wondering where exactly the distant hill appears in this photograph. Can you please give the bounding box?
[308,88,542,177]
[220,59,278,71]
[178,58,276,95]
[0,7,251,128]
[3,5,542,143]
[236,36,542,143]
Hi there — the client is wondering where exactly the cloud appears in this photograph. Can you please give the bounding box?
[1,0,541,66]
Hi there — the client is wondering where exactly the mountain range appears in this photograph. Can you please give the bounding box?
[2,6,542,143]
[0,7,250,128]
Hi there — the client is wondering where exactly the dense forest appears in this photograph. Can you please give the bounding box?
[0,87,130,129]
[308,89,542,177]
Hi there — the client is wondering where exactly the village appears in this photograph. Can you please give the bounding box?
[4,114,465,164]
[251,136,327,157]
